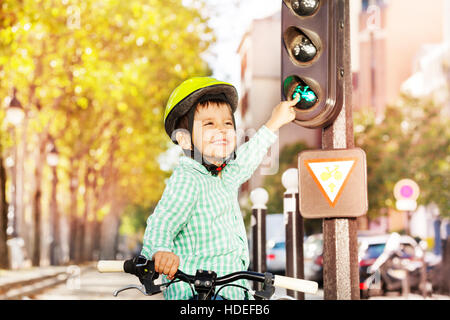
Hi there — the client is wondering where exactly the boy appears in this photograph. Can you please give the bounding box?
[141,77,299,299]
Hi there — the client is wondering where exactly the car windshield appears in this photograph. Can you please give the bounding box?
[363,243,385,260]
[273,242,285,249]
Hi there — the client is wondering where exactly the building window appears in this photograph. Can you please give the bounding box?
[241,92,249,118]
[362,0,385,11]
[240,135,250,193]
[241,53,247,81]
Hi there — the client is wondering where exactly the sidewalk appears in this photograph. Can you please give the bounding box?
[369,293,450,300]
[2,265,449,300]
[0,263,93,286]
[1,266,68,285]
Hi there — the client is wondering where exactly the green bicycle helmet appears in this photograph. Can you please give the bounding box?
[164,77,238,144]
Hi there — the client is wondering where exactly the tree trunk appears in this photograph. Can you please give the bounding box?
[49,165,61,265]
[67,157,80,263]
[91,219,101,261]
[31,136,46,267]
[99,210,120,260]
[78,166,91,262]
[0,153,10,269]
[89,172,101,261]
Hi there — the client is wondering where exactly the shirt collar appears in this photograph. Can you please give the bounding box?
[178,155,210,175]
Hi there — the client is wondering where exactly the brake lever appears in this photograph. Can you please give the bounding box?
[254,272,275,300]
[121,255,165,296]
[113,284,149,297]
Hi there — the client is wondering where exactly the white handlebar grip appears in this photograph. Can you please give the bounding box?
[97,260,125,273]
[273,275,318,295]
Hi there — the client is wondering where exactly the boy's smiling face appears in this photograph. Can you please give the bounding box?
[180,101,236,165]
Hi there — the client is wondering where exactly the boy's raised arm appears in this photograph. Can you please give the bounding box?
[223,125,278,187]
[223,96,299,187]
[141,169,199,260]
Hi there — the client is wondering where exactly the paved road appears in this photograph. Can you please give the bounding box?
[21,266,450,300]
[33,266,164,300]
[25,265,447,300]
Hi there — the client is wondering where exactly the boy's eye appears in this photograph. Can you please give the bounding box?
[226,122,233,126]
[204,122,213,126]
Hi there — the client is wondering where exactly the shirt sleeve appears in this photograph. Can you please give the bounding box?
[222,125,278,187]
[141,168,199,260]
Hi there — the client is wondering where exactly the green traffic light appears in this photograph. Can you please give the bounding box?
[293,85,316,102]
[284,75,318,110]
[292,84,317,109]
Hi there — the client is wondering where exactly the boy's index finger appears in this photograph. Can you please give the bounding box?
[287,93,301,106]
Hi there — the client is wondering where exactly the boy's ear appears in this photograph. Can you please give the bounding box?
[175,130,192,150]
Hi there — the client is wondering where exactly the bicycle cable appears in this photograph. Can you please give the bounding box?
[213,283,250,300]
[201,278,216,300]
[159,277,196,299]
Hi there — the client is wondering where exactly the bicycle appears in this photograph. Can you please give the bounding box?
[97,255,319,300]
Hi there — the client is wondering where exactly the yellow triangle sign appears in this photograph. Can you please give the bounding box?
[304,158,358,207]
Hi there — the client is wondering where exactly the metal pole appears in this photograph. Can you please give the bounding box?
[406,210,411,235]
[11,127,18,238]
[252,206,267,291]
[250,188,268,291]
[420,252,427,298]
[321,0,360,300]
[284,193,305,299]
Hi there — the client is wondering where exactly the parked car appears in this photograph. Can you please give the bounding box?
[358,233,428,298]
[303,234,323,282]
[266,233,323,278]
[308,232,428,293]
[266,237,286,274]
[248,214,285,273]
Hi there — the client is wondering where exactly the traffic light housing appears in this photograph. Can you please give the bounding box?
[282,0,345,128]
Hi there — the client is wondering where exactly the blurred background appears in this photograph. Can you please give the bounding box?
[0,0,448,300]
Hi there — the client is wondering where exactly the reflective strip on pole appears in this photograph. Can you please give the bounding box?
[250,188,268,291]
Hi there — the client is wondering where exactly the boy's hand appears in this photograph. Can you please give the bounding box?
[265,94,300,132]
[153,251,180,280]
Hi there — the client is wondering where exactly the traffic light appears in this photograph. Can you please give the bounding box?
[282,0,345,128]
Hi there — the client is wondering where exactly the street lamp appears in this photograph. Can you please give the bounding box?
[6,88,25,126]
[46,144,59,168]
[5,88,24,240]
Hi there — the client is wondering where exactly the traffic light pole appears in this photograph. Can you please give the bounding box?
[321,0,360,300]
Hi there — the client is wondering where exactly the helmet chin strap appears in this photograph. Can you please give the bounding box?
[183,97,236,176]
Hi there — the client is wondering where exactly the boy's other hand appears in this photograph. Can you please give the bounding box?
[153,251,180,280]
[265,94,300,132]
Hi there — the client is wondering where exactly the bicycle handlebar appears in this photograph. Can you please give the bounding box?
[98,260,124,272]
[97,259,318,295]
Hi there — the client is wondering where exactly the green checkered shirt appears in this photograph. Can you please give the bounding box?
[141,125,278,300]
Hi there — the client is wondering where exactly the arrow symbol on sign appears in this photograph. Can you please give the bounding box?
[304,158,358,208]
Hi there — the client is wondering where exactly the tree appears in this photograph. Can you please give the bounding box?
[0,0,27,269]
[0,0,215,265]
[354,93,450,220]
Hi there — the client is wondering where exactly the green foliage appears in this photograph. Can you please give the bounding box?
[120,204,155,236]
[0,0,215,232]
[261,141,322,235]
[263,142,309,214]
[354,94,450,218]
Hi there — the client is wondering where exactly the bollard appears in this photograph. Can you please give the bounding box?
[282,168,304,300]
[401,270,410,298]
[250,188,268,291]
